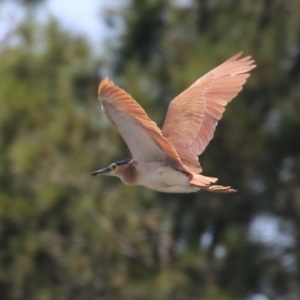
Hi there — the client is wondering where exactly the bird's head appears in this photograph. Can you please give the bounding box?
[91,158,131,178]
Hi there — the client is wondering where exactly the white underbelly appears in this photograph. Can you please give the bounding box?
[136,164,200,193]
[145,184,200,193]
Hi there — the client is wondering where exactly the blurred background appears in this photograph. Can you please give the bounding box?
[1,0,300,299]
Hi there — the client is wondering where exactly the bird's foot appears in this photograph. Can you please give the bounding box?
[206,185,237,193]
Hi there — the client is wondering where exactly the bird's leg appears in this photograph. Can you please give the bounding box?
[204,185,237,193]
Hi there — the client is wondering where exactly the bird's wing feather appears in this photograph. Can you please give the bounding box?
[162,53,256,173]
[98,77,187,171]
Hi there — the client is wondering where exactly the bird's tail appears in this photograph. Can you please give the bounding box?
[190,174,237,193]
[189,174,218,187]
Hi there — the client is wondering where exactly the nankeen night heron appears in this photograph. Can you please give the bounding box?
[91,53,256,193]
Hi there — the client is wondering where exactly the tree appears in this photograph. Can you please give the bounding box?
[0,0,300,299]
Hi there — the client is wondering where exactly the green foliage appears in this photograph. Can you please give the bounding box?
[1,1,300,299]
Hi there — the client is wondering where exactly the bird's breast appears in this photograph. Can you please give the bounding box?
[135,162,200,193]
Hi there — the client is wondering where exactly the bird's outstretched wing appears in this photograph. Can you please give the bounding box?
[98,77,186,170]
[162,53,256,173]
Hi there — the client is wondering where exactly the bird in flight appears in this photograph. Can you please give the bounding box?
[91,53,256,193]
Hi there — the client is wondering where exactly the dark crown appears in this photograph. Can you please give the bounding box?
[115,158,131,166]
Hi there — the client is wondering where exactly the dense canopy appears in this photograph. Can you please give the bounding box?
[0,0,300,299]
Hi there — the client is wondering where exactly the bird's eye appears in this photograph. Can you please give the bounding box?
[110,164,117,170]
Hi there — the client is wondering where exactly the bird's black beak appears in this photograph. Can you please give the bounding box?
[91,167,110,176]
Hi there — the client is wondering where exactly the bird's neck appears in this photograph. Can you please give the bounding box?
[118,160,139,185]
